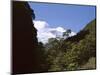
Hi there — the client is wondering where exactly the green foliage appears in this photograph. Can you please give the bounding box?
[67,62,78,70]
[63,29,71,38]
[79,57,96,69]
[37,42,48,71]
[40,19,96,71]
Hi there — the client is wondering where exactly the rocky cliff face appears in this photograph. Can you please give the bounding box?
[12,1,42,74]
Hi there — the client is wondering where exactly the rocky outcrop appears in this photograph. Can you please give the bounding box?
[12,1,42,74]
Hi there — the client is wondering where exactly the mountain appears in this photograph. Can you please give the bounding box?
[13,1,45,74]
[46,19,96,71]
[66,19,96,69]
[66,19,96,43]
[66,19,96,60]
[84,19,96,37]
[84,19,96,31]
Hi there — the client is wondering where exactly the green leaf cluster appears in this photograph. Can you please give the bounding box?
[44,19,96,71]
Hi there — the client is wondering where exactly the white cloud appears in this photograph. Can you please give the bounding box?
[70,32,76,36]
[34,20,49,30]
[56,27,66,32]
[33,20,76,44]
[33,20,56,44]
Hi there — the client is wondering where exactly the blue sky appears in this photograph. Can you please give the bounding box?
[28,2,96,43]
[29,2,96,33]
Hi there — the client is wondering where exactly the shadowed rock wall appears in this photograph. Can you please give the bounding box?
[12,1,42,74]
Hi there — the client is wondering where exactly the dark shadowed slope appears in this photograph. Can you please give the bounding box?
[12,1,43,74]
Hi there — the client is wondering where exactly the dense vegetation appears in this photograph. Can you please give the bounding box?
[38,19,96,72]
[13,1,96,74]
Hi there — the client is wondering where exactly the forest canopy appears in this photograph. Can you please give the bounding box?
[37,19,96,71]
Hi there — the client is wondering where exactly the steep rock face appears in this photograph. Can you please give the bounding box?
[12,1,42,74]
